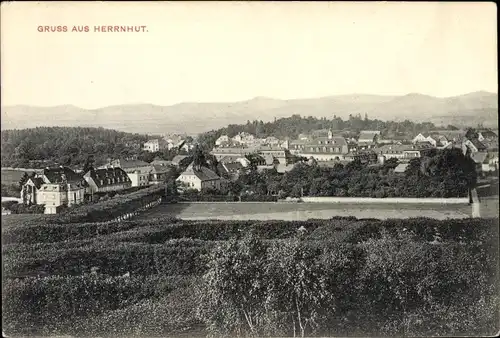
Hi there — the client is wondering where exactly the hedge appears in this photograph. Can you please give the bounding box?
[2,217,499,337]
[2,274,192,336]
[3,240,212,278]
[55,184,166,224]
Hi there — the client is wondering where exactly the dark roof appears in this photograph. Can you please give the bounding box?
[469,138,487,151]
[376,144,430,154]
[479,130,498,139]
[43,166,85,184]
[27,177,44,189]
[223,162,244,173]
[87,168,131,187]
[219,155,243,163]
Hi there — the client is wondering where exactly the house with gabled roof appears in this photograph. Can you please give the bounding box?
[83,167,132,195]
[171,155,192,167]
[105,159,154,187]
[357,130,381,149]
[290,134,349,162]
[462,138,487,154]
[176,164,221,191]
[412,133,438,147]
[149,165,173,185]
[21,166,88,214]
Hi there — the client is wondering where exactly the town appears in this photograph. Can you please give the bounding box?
[2,123,498,215]
[2,2,498,338]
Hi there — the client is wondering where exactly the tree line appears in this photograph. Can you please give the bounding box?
[187,148,477,199]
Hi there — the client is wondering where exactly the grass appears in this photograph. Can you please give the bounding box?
[139,202,474,221]
[1,169,39,186]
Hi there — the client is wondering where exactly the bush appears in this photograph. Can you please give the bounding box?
[2,274,189,336]
[56,184,165,223]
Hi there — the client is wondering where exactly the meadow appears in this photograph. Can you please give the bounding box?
[2,214,499,337]
[141,201,473,221]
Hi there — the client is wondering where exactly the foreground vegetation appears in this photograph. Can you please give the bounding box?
[2,215,498,337]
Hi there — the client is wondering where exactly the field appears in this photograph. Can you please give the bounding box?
[140,201,474,221]
[1,169,40,185]
[2,214,499,337]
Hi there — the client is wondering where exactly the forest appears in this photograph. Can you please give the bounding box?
[0,127,155,168]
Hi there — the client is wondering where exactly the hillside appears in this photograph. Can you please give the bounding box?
[1,91,497,134]
[0,127,149,169]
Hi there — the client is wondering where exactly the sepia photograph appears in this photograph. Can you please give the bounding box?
[1,1,499,337]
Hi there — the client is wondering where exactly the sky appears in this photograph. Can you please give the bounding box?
[1,1,497,109]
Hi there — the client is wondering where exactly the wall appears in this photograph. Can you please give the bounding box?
[301,197,470,204]
[177,174,202,191]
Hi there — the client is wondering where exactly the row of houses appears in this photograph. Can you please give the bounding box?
[20,156,183,214]
[142,135,195,153]
[215,132,288,148]
[212,128,499,172]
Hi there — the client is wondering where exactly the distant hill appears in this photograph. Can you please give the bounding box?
[2,91,497,134]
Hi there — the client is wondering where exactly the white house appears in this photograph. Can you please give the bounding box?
[412,133,437,147]
[177,164,221,191]
[215,135,230,146]
[105,159,154,187]
[143,139,160,152]
[462,139,487,154]
[358,130,381,149]
[21,166,88,214]
[232,132,255,145]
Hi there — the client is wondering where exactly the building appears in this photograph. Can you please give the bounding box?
[106,159,154,187]
[211,146,257,160]
[21,166,88,214]
[149,165,172,185]
[180,142,196,152]
[177,164,221,191]
[215,135,230,146]
[219,162,245,181]
[462,139,487,154]
[219,155,251,168]
[232,132,255,145]
[164,135,186,150]
[83,167,132,195]
[375,144,432,162]
[393,163,410,174]
[357,130,381,149]
[429,130,467,143]
[412,133,438,147]
[290,134,349,161]
[150,158,173,167]
[478,130,498,142]
[171,155,191,167]
[143,139,160,152]
[257,146,291,164]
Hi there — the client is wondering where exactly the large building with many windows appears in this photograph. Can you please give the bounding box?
[21,166,88,214]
